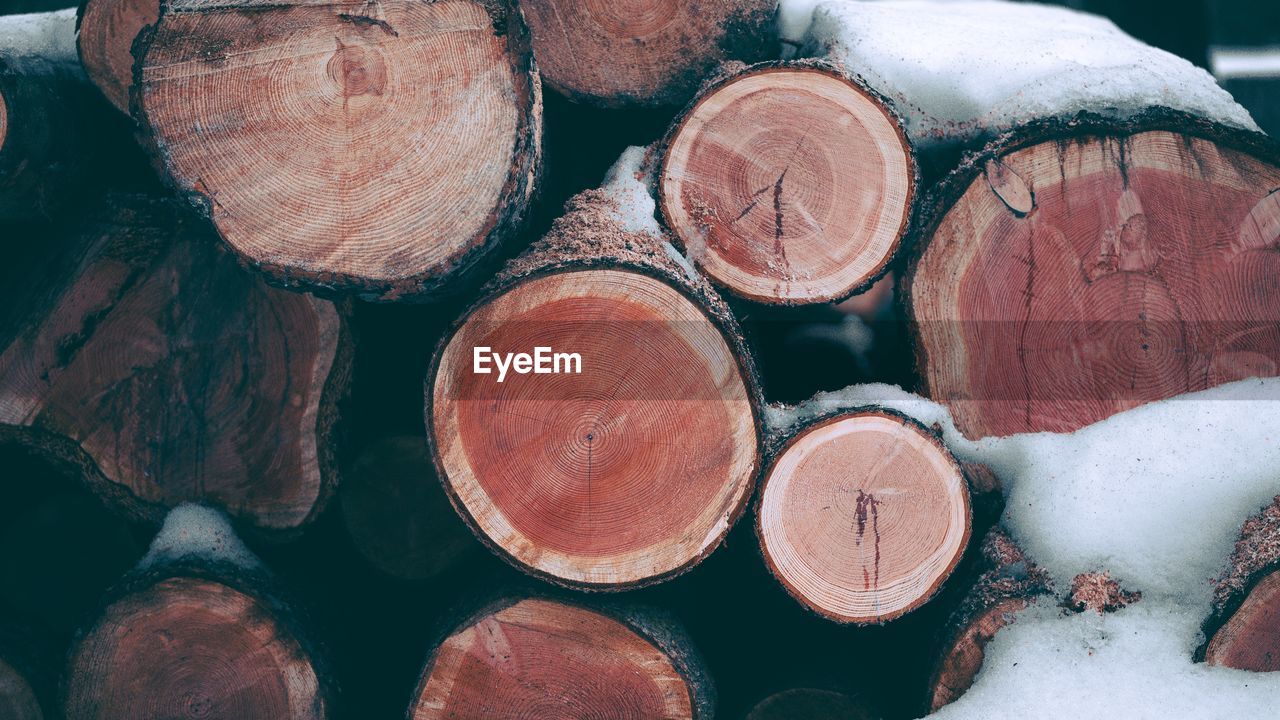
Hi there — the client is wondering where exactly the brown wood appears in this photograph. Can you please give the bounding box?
[1199,495,1280,671]
[757,408,970,624]
[77,0,159,114]
[927,530,1051,712]
[0,655,42,720]
[661,61,917,305]
[746,688,874,720]
[0,194,351,537]
[340,435,481,581]
[133,0,542,301]
[520,0,774,107]
[427,186,762,590]
[408,596,713,719]
[906,112,1280,438]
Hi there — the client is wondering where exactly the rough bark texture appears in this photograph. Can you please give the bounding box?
[0,194,352,537]
[904,110,1280,438]
[133,0,543,301]
[1198,495,1280,670]
[427,185,763,590]
[76,0,158,114]
[407,594,714,719]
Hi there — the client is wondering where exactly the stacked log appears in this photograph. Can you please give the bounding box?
[1198,496,1280,671]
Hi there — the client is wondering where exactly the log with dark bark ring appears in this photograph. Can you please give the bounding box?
[76,0,158,114]
[407,595,713,719]
[904,110,1280,438]
[133,0,543,301]
[757,407,970,624]
[427,186,762,590]
[1198,495,1280,671]
[660,61,917,305]
[0,194,351,537]
[519,0,775,107]
[745,688,874,720]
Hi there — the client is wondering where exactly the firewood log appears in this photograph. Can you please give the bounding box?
[1198,495,1280,671]
[76,0,157,114]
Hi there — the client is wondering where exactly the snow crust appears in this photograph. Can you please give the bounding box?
[139,503,262,571]
[779,0,1260,151]
[600,145,703,285]
[0,9,79,70]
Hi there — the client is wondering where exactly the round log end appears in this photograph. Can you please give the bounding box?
[77,0,159,113]
[0,656,42,720]
[0,88,8,151]
[746,688,874,720]
[928,598,1026,712]
[409,598,696,719]
[430,268,758,589]
[1205,569,1280,671]
[65,576,326,720]
[758,410,970,623]
[661,64,915,305]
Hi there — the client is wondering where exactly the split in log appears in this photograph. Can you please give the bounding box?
[1199,495,1280,671]
[428,173,762,590]
[76,0,157,114]
[905,112,1280,437]
[340,435,480,582]
[745,688,875,720]
[65,506,332,720]
[757,408,970,624]
[0,194,351,537]
[520,0,774,107]
[407,596,712,719]
[660,61,916,305]
[134,0,542,301]
[927,530,1051,712]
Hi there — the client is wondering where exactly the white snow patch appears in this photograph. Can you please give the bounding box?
[139,503,262,571]
[0,9,79,70]
[600,145,664,237]
[1211,46,1280,80]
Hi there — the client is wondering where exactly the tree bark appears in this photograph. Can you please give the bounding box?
[0,193,352,538]
[407,595,714,719]
[427,154,763,590]
[904,111,1280,438]
[1198,495,1280,671]
[519,0,774,107]
[76,0,158,114]
[659,60,917,305]
[757,405,971,624]
[132,0,542,301]
[746,688,875,720]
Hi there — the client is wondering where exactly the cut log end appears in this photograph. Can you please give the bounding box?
[929,599,1026,711]
[746,688,874,720]
[0,656,42,720]
[522,0,774,107]
[909,122,1280,437]
[661,64,914,305]
[1205,570,1280,671]
[65,576,325,720]
[409,598,697,720]
[431,268,757,588]
[137,0,540,299]
[77,0,159,114]
[758,410,970,624]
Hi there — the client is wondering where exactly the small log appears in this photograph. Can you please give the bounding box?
[1198,495,1280,671]
[340,435,481,582]
[427,150,762,590]
[0,194,351,537]
[746,688,875,720]
[927,530,1052,712]
[520,0,774,107]
[757,407,970,624]
[659,61,917,305]
[133,0,542,301]
[76,0,157,114]
[407,595,713,719]
[65,505,332,720]
[905,112,1280,437]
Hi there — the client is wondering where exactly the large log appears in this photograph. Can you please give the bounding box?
[659,60,917,305]
[427,149,762,590]
[65,505,333,720]
[757,405,970,623]
[407,595,713,719]
[905,112,1280,437]
[1198,495,1280,671]
[132,0,542,301]
[520,0,775,107]
[76,0,157,114]
[0,194,351,537]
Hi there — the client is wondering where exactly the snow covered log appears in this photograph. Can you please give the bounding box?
[0,9,90,220]
[427,148,762,590]
[745,688,874,720]
[757,405,970,623]
[927,530,1051,712]
[77,0,157,114]
[0,194,351,537]
[133,0,542,301]
[340,436,480,582]
[905,112,1280,438]
[64,505,333,720]
[659,60,917,305]
[1199,496,1280,671]
[407,595,713,719]
[520,0,775,107]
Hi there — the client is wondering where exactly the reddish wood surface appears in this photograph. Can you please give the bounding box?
[1202,496,1280,671]
[929,599,1026,710]
[662,64,915,304]
[909,124,1280,437]
[77,0,158,113]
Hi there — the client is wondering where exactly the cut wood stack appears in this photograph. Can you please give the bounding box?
[1199,495,1280,671]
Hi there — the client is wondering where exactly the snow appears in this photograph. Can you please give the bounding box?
[1210,46,1280,80]
[779,0,1260,151]
[139,503,262,571]
[600,145,664,237]
[775,379,1280,718]
[0,9,79,71]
